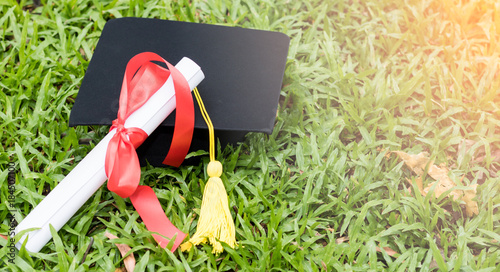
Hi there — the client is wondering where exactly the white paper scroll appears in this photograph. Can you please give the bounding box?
[14,57,205,253]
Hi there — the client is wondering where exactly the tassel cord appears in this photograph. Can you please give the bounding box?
[193,87,215,162]
[181,87,237,254]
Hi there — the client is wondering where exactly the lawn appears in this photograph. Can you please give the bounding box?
[1,0,500,271]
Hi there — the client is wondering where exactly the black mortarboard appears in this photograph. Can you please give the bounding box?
[69,18,289,167]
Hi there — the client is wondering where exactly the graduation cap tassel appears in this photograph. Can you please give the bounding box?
[180,87,237,254]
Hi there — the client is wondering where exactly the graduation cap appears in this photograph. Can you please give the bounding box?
[69,18,290,167]
[68,18,289,253]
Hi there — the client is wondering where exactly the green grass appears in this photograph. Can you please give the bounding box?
[1,0,500,271]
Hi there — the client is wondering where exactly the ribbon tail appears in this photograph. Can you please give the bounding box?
[129,186,186,251]
[161,62,194,167]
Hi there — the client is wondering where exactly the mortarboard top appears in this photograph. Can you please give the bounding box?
[69,18,290,167]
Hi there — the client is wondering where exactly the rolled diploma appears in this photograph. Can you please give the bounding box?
[14,57,205,253]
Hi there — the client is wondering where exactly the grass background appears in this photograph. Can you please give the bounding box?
[1,0,500,271]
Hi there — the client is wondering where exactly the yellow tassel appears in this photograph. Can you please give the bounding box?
[180,161,236,254]
[180,88,237,254]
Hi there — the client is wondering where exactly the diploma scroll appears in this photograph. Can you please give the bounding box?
[15,57,205,253]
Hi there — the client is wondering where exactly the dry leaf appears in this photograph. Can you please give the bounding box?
[426,163,449,181]
[336,236,349,244]
[415,176,423,192]
[392,151,431,176]
[376,246,398,257]
[105,232,136,272]
[462,184,479,217]
[423,164,462,200]
[394,151,479,217]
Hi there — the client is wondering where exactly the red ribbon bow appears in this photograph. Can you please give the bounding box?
[104,52,194,251]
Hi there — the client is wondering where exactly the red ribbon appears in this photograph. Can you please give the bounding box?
[104,52,194,251]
